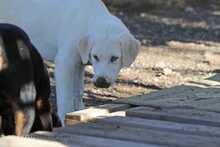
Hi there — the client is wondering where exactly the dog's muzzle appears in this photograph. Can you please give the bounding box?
[94,77,111,88]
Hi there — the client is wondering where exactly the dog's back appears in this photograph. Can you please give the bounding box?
[0,24,61,135]
[0,23,34,91]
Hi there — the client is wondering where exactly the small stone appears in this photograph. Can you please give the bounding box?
[141,39,148,44]
[163,68,173,75]
[185,6,196,14]
[119,11,124,16]
[140,13,147,18]
[155,62,166,68]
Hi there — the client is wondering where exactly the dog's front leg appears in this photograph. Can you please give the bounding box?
[55,51,85,124]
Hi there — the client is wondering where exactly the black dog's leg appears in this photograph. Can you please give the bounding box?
[1,96,35,136]
[31,46,61,132]
[1,111,15,135]
[15,82,36,136]
[0,95,16,135]
[14,106,35,136]
[33,70,62,131]
[31,64,53,132]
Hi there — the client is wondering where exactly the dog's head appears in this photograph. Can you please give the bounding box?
[78,33,140,88]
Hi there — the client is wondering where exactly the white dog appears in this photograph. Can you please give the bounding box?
[0,0,140,124]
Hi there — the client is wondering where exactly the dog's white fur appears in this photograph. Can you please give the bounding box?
[0,0,140,123]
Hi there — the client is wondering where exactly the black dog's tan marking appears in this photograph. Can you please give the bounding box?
[0,24,61,136]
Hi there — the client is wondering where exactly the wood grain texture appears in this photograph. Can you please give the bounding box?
[126,106,220,127]
[65,104,130,124]
[94,116,220,137]
[55,121,220,147]
[32,131,156,147]
[117,79,220,112]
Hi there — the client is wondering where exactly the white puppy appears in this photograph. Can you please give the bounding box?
[0,0,140,123]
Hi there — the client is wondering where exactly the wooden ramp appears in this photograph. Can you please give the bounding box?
[25,102,220,147]
[2,104,220,147]
[2,76,220,147]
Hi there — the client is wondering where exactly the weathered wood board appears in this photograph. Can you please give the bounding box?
[93,116,220,137]
[63,103,220,147]
[32,131,157,147]
[65,104,130,125]
[56,120,220,147]
[32,74,220,147]
[126,106,220,127]
[117,78,220,112]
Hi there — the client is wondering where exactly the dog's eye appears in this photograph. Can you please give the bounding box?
[93,55,99,62]
[110,56,119,63]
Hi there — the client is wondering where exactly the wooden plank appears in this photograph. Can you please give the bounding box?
[117,85,193,103]
[32,131,157,147]
[135,96,220,112]
[55,122,220,147]
[65,104,130,125]
[126,107,220,127]
[66,110,126,128]
[0,136,67,147]
[93,116,220,137]
[202,103,220,112]
[117,79,220,112]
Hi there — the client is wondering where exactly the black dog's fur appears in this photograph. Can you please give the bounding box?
[0,24,61,136]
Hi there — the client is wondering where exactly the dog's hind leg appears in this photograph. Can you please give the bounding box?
[32,97,53,131]
[31,74,55,131]
[1,110,15,135]
[33,69,62,130]
[31,64,57,132]
[15,82,36,136]
[15,108,35,136]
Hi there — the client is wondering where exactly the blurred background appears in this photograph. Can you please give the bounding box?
[47,0,220,107]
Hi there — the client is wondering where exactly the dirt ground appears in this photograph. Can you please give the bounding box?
[47,1,220,109]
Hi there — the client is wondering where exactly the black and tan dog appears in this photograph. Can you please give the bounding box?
[0,24,61,136]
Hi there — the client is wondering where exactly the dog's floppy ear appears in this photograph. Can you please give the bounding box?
[120,34,140,67]
[78,36,92,64]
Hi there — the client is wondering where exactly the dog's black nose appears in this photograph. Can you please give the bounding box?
[94,77,110,88]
